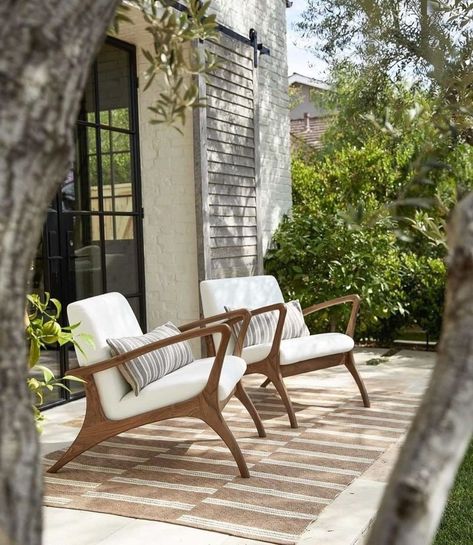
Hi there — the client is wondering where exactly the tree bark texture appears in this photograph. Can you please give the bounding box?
[0,2,120,544]
[366,193,473,545]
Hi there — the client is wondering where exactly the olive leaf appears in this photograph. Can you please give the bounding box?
[118,0,220,128]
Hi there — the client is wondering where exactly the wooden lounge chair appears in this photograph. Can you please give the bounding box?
[200,275,370,428]
[47,292,265,478]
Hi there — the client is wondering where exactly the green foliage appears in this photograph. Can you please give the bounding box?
[268,68,459,344]
[283,1,472,346]
[313,65,473,222]
[292,140,406,215]
[265,212,405,341]
[298,0,473,94]
[25,293,90,432]
[115,0,219,130]
[299,1,473,185]
[400,253,446,339]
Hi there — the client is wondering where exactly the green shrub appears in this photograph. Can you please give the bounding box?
[265,211,447,343]
[292,138,412,214]
[265,212,406,341]
[268,68,470,344]
[400,254,446,340]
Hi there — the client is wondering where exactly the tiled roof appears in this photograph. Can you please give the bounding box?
[290,115,332,148]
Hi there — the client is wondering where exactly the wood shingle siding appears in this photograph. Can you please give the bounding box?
[195,32,261,280]
[207,46,259,275]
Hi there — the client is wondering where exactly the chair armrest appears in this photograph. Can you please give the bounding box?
[68,323,233,380]
[179,309,251,358]
[240,303,287,359]
[303,295,361,338]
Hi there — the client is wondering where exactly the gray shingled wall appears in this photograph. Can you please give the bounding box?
[196,0,292,279]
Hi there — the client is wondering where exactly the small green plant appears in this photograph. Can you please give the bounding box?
[25,293,90,431]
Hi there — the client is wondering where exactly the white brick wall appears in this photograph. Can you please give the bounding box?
[209,0,293,253]
[117,12,200,330]
[115,1,291,333]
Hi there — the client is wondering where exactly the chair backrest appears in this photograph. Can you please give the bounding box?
[67,292,143,418]
[200,275,285,353]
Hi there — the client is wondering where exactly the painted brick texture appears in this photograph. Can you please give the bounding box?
[116,2,291,333]
[117,12,200,331]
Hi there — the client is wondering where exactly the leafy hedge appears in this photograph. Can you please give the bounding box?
[265,70,457,343]
[265,212,405,340]
[265,209,446,343]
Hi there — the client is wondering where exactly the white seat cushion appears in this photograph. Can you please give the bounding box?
[241,333,354,366]
[106,356,246,420]
[280,333,354,365]
[242,343,272,364]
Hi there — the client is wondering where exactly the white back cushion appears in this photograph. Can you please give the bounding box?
[201,275,284,316]
[67,292,143,419]
[200,276,284,353]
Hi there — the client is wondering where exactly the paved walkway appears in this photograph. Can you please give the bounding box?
[41,349,435,545]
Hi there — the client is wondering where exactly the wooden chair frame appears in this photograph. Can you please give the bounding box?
[209,295,370,429]
[48,309,265,478]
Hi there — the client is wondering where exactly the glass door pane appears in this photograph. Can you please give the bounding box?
[65,215,103,302]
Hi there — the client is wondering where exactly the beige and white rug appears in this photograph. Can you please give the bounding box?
[44,380,420,544]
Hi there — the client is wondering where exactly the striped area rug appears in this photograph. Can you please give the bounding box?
[44,380,421,544]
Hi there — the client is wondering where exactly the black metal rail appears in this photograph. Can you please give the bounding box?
[169,0,270,66]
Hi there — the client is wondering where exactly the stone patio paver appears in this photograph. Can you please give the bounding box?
[41,349,435,545]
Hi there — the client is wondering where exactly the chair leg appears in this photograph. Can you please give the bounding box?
[234,382,266,438]
[345,351,370,408]
[259,378,271,388]
[202,406,250,478]
[47,424,98,473]
[270,371,298,429]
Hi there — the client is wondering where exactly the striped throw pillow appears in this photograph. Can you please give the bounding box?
[283,300,310,340]
[226,300,309,348]
[107,322,194,396]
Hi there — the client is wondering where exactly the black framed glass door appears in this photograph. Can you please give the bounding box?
[32,37,146,408]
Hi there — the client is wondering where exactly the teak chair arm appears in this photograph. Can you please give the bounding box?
[180,308,251,331]
[69,323,233,384]
[180,308,251,358]
[303,294,361,338]
[238,302,287,359]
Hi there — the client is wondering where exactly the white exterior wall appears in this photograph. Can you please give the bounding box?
[290,83,330,120]
[290,85,319,120]
[117,12,200,330]
[209,0,293,253]
[115,1,291,332]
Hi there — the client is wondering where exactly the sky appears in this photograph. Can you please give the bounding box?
[286,0,328,79]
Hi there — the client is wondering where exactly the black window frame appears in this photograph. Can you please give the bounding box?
[41,36,146,410]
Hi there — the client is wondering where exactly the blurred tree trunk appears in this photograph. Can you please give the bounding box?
[0,2,120,543]
[366,193,473,545]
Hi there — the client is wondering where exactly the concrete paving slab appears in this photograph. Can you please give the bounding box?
[43,507,130,545]
[95,519,229,545]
